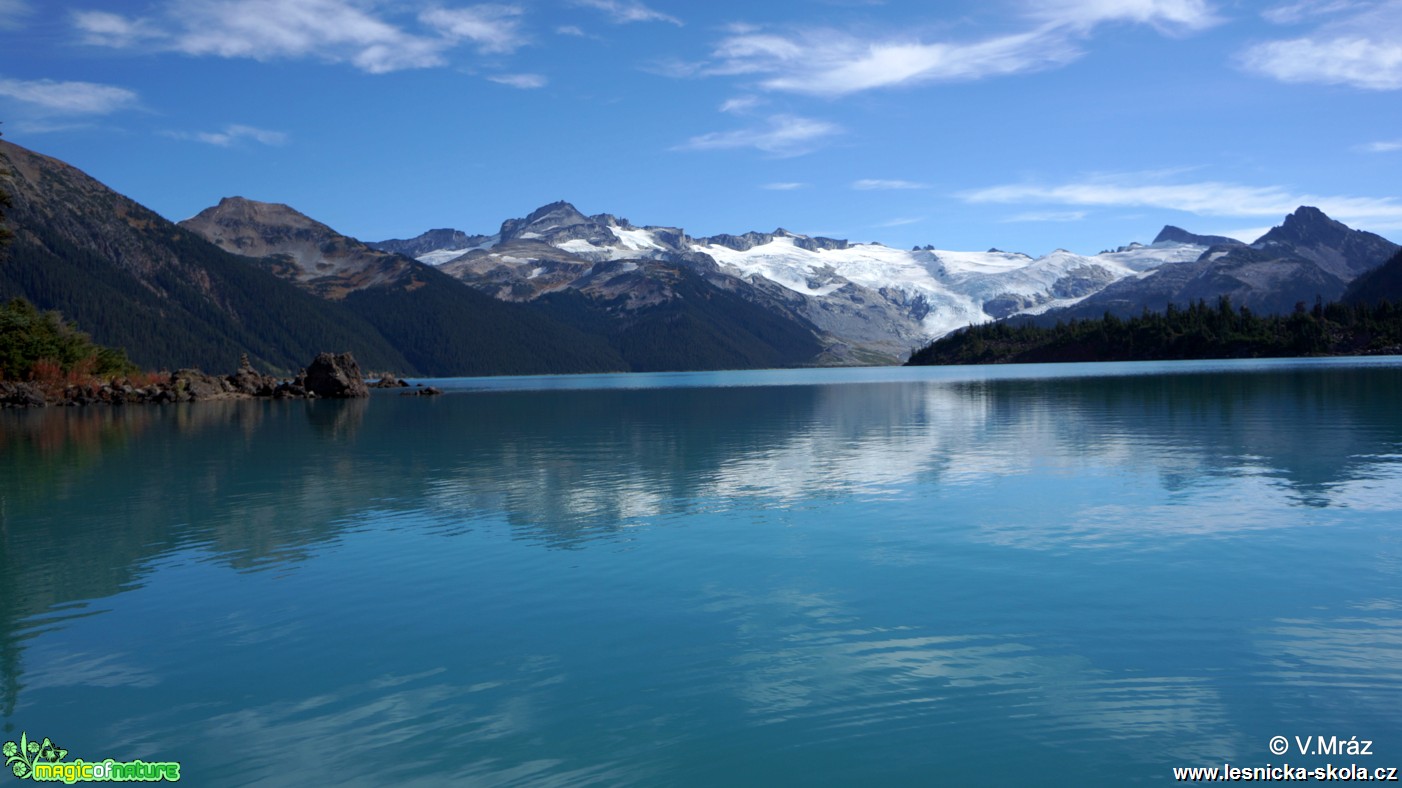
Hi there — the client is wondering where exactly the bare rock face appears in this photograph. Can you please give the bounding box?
[0,381,47,408]
[171,368,236,401]
[303,352,369,398]
[227,353,279,396]
[369,373,409,388]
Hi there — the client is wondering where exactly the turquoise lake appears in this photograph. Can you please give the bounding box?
[2,358,1402,785]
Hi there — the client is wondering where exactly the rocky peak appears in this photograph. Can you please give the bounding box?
[199,196,324,230]
[793,235,850,252]
[1253,206,1398,278]
[702,229,849,253]
[1261,206,1345,245]
[1152,225,1242,247]
[702,231,778,251]
[369,228,488,258]
[182,196,338,250]
[180,196,416,298]
[1257,206,1351,249]
[500,201,591,240]
[589,212,629,229]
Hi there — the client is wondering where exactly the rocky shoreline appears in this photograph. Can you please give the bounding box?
[1,352,374,409]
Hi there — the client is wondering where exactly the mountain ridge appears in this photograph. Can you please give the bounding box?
[7,136,1398,374]
[0,140,625,376]
[371,199,1234,360]
[1030,206,1398,324]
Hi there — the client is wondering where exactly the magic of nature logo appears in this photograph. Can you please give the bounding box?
[4,733,180,783]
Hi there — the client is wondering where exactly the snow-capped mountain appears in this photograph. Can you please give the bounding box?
[379,201,1215,363]
[1035,207,1399,322]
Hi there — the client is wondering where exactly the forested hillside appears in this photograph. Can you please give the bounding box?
[907,297,1402,366]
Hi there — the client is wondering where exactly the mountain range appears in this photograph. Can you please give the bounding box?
[2,138,1398,375]
[0,139,621,375]
[1027,207,1399,323]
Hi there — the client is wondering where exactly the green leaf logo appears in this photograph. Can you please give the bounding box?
[3,732,66,781]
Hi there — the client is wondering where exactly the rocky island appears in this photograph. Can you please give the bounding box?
[1,351,370,408]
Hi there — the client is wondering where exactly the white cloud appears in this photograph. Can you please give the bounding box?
[874,216,923,227]
[1029,0,1223,34]
[71,10,165,47]
[572,0,681,26]
[487,72,547,88]
[421,5,527,55]
[962,172,1402,229]
[0,0,32,30]
[556,24,585,36]
[852,179,928,190]
[165,124,289,146]
[1241,1,1402,89]
[172,0,446,73]
[697,1,1220,97]
[762,182,808,190]
[1360,138,1402,152]
[676,115,840,156]
[0,77,140,115]
[719,95,763,114]
[1261,0,1362,24]
[1002,210,1089,222]
[71,0,534,74]
[710,27,1081,96]
[1241,36,1402,89]
[1209,225,1273,243]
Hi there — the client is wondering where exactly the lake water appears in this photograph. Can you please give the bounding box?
[2,358,1402,785]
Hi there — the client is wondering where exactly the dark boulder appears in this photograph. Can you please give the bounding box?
[0,381,47,408]
[170,368,235,401]
[303,352,369,399]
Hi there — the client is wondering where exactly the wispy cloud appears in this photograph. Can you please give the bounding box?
[1240,1,1402,89]
[852,179,928,190]
[1360,138,1402,152]
[421,5,528,55]
[708,27,1080,96]
[0,0,33,30]
[962,171,1402,228]
[874,216,923,227]
[1028,0,1223,34]
[71,0,532,74]
[1001,210,1089,222]
[1261,0,1362,24]
[762,182,808,190]
[694,1,1221,97]
[555,24,585,36]
[0,76,140,115]
[164,123,289,146]
[676,115,840,156]
[1211,225,1272,243]
[487,72,547,88]
[719,95,763,114]
[572,0,681,26]
[71,10,165,47]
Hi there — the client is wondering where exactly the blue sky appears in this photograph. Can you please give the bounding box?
[3,0,1402,255]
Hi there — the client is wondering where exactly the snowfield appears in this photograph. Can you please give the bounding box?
[410,207,1211,348]
[690,234,1207,338]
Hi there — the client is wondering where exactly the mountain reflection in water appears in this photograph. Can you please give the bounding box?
[2,359,1400,785]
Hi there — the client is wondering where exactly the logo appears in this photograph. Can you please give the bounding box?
[4,733,180,783]
[4,734,64,780]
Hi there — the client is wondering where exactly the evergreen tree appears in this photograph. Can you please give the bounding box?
[907,296,1402,366]
[0,296,135,380]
